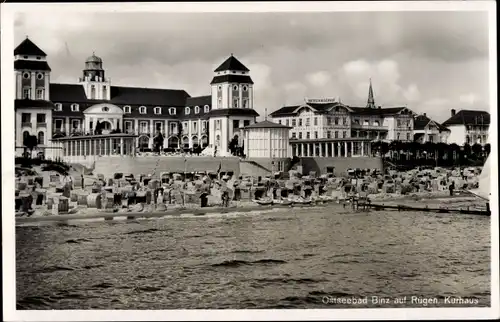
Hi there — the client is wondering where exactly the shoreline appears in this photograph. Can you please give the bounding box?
[15,191,486,226]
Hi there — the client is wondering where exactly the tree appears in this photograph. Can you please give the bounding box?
[471,143,483,159]
[23,135,38,158]
[228,135,239,155]
[484,143,491,157]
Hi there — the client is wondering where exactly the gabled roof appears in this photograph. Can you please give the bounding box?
[243,120,292,130]
[210,75,254,85]
[14,38,47,56]
[414,114,450,132]
[349,106,408,116]
[270,102,407,117]
[214,55,249,72]
[442,110,490,126]
[14,60,51,71]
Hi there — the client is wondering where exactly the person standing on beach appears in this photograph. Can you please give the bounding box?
[449,181,455,196]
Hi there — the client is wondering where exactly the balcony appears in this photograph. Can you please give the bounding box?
[351,123,388,130]
[37,122,47,128]
[21,122,32,128]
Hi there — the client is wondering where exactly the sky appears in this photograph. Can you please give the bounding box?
[13,10,491,122]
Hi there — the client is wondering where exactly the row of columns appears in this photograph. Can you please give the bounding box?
[62,137,135,157]
[292,141,371,158]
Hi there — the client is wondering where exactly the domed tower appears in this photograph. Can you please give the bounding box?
[79,52,111,100]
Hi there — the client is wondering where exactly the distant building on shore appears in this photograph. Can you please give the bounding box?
[413,113,450,143]
[269,80,414,158]
[442,109,490,145]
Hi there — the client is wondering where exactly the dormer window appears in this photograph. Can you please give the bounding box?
[185,107,191,115]
[36,73,44,80]
[54,103,62,111]
[22,72,30,79]
[154,107,162,115]
[169,107,176,115]
[194,106,200,114]
[139,106,147,114]
[70,104,79,112]
[36,56,41,60]
[204,105,210,113]
[123,105,131,114]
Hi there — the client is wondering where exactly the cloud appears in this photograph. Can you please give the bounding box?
[11,10,490,122]
[459,93,478,105]
[306,71,331,87]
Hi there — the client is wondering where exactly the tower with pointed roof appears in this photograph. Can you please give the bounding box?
[206,54,259,156]
[366,79,375,109]
[78,52,111,100]
[14,37,55,158]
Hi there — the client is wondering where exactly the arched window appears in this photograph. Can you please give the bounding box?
[204,105,210,113]
[71,103,79,112]
[54,103,62,111]
[139,106,147,114]
[37,131,45,145]
[123,106,131,113]
[23,131,30,142]
[103,85,107,99]
[169,107,176,115]
[194,106,200,114]
[185,107,191,115]
[90,85,96,99]
[154,107,162,115]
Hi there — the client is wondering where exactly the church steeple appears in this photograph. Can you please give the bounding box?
[367,78,375,109]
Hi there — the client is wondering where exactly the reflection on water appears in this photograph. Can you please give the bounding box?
[16,207,490,309]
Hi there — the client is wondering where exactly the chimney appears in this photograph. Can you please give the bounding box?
[451,109,456,116]
[423,113,427,117]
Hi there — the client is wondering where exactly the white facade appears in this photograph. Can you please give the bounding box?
[414,122,450,143]
[244,127,291,159]
[16,108,54,156]
[383,114,414,142]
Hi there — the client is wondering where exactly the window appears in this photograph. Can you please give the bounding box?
[286,119,290,126]
[140,121,148,133]
[193,121,197,132]
[334,131,339,138]
[314,131,318,139]
[344,117,348,125]
[170,122,177,133]
[374,120,380,126]
[36,56,41,60]
[72,119,80,129]
[23,72,30,79]
[306,132,310,139]
[194,106,200,114]
[36,88,44,99]
[55,119,63,130]
[23,56,28,59]
[103,86,107,98]
[233,85,238,91]
[397,133,401,140]
[278,120,282,125]
[243,120,250,127]
[37,132,45,145]
[291,132,296,139]
[353,119,360,125]
[298,119,303,126]
[183,122,188,130]
[70,104,79,112]
[233,120,239,129]
[299,132,303,139]
[334,117,339,125]
[314,117,318,126]
[90,85,96,99]
[218,85,222,91]
[305,118,310,126]
[233,98,239,108]
[102,106,109,112]
[202,121,207,131]
[36,73,44,80]
[124,121,132,132]
[185,107,191,115]
[363,120,370,126]
[36,114,45,123]
[216,120,221,130]
[243,99,249,108]
[155,122,162,132]
[123,106,131,114]
[23,87,31,99]
[21,113,31,123]
[204,105,210,113]
[217,98,222,109]
[327,131,331,138]
[242,85,248,92]
[139,106,147,114]
[342,131,347,138]
[54,103,62,111]
[292,119,296,127]
[406,133,410,141]
[154,107,162,115]
[169,107,176,115]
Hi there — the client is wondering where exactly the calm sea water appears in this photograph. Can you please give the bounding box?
[16,206,491,309]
